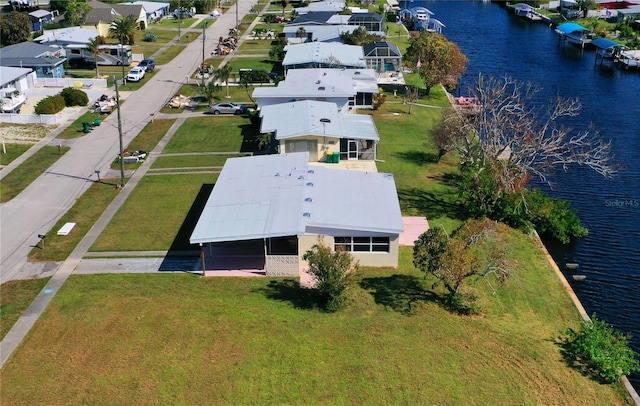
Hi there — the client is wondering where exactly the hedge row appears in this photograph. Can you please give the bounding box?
[35,87,88,115]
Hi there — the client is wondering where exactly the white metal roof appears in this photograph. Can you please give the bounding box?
[283,24,359,42]
[0,66,32,87]
[283,42,366,68]
[189,152,403,244]
[34,27,99,45]
[259,100,379,141]
[253,68,356,100]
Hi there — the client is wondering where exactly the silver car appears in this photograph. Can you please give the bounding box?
[208,102,247,115]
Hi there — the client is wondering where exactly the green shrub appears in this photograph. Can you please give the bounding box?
[561,315,640,383]
[34,95,65,114]
[303,238,357,312]
[60,87,89,107]
[143,32,157,42]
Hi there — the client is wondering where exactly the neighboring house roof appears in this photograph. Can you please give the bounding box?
[29,9,53,19]
[189,152,403,244]
[289,11,339,25]
[296,0,346,15]
[85,6,120,25]
[0,42,65,59]
[113,4,145,19]
[128,1,170,14]
[1,58,66,68]
[283,24,359,42]
[0,66,32,86]
[363,41,402,57]
[283,42,366,68]
[260,100,379,141]
[252,68,378,101]
[34,27,99,45]
[326,14,351,25]
[348,12,383,23]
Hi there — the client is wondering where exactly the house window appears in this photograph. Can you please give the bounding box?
[334,236,390,253]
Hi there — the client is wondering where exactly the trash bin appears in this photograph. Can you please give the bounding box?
[82,122,91,133]
[333,152,340,164]
[93,119,102,126]
[326,152,333,163]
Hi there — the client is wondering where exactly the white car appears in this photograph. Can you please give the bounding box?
[126,67,145,82]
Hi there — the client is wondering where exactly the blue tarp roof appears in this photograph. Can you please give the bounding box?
[591,37,620,50]
[556,22,589,34]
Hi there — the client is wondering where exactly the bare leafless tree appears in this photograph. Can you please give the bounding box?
[453,75,615,194]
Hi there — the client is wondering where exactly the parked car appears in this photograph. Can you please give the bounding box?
[209,102,247,115]
[126,67,145,82]
[137,59,155,72]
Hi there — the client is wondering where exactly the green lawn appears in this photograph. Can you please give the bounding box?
[56,110,108,140]
[0,241,632,404]
[0,146,70,203]
[110,118,176,171]
[0,277,51,340]
[0,143,32,167]
[153,17,197,29]
[162,116,252,154]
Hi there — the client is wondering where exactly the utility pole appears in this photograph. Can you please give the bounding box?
[114,76,125,188]
[202,20,207,69]
[177,0,181,42]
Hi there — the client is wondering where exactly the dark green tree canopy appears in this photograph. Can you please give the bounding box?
[0,12,31,46]
[340,26,384,46]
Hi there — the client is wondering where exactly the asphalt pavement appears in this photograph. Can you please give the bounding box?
[0,4,257,283]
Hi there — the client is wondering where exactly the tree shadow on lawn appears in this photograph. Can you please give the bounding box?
[240,123,275,155]
[254,279,319,310]
[359,274,439,315]
[397,187,465,221]
[394,150,440,165]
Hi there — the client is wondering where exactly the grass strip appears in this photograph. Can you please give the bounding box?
[0,146,69,203]
[110,119,176,171]
[0,144,32,167]
[0,277,51,340]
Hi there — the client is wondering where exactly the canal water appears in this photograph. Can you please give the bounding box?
[401,1,640,390]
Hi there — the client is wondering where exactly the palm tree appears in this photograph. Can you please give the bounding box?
[87,36,101,78]
[199,81,221,105]
[296,27,306,40]
[109,15,138,45]
[213,64,233,99]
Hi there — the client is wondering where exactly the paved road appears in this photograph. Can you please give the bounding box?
[0,3,257,283]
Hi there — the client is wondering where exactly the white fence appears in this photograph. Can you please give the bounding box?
[0,113,58,125]
[34,78,108,88]
[132,53,144,63]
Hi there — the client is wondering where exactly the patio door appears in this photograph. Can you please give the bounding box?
[284,139,318,161]
[348,139,358,160]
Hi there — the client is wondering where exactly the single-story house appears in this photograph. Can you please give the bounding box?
[283,42,366,74]
[0,42,67,78]
[84,0,148,36]
[283,24,359,43]
[252,68,378,110]
[347,12,384,32]
[0,66,33,113]
[127,1,170,23]
[260,99,379,162]
[363,41,402,72]
[28,9,56,32]
[189,152,403,276]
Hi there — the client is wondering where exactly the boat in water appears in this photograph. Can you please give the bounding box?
[399,6,445,33]
[508,3,551,23]
[619,48,640,69]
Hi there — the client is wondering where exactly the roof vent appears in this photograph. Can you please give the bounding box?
[306,182,313,187]
[318,86,325,91]
[316,80,321,84]
[303,212,311,217]
[305,197,313,202]
[298,175,304,180]
[354,71,361,75]
[275,172,281,177]
[307,169,314,174]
